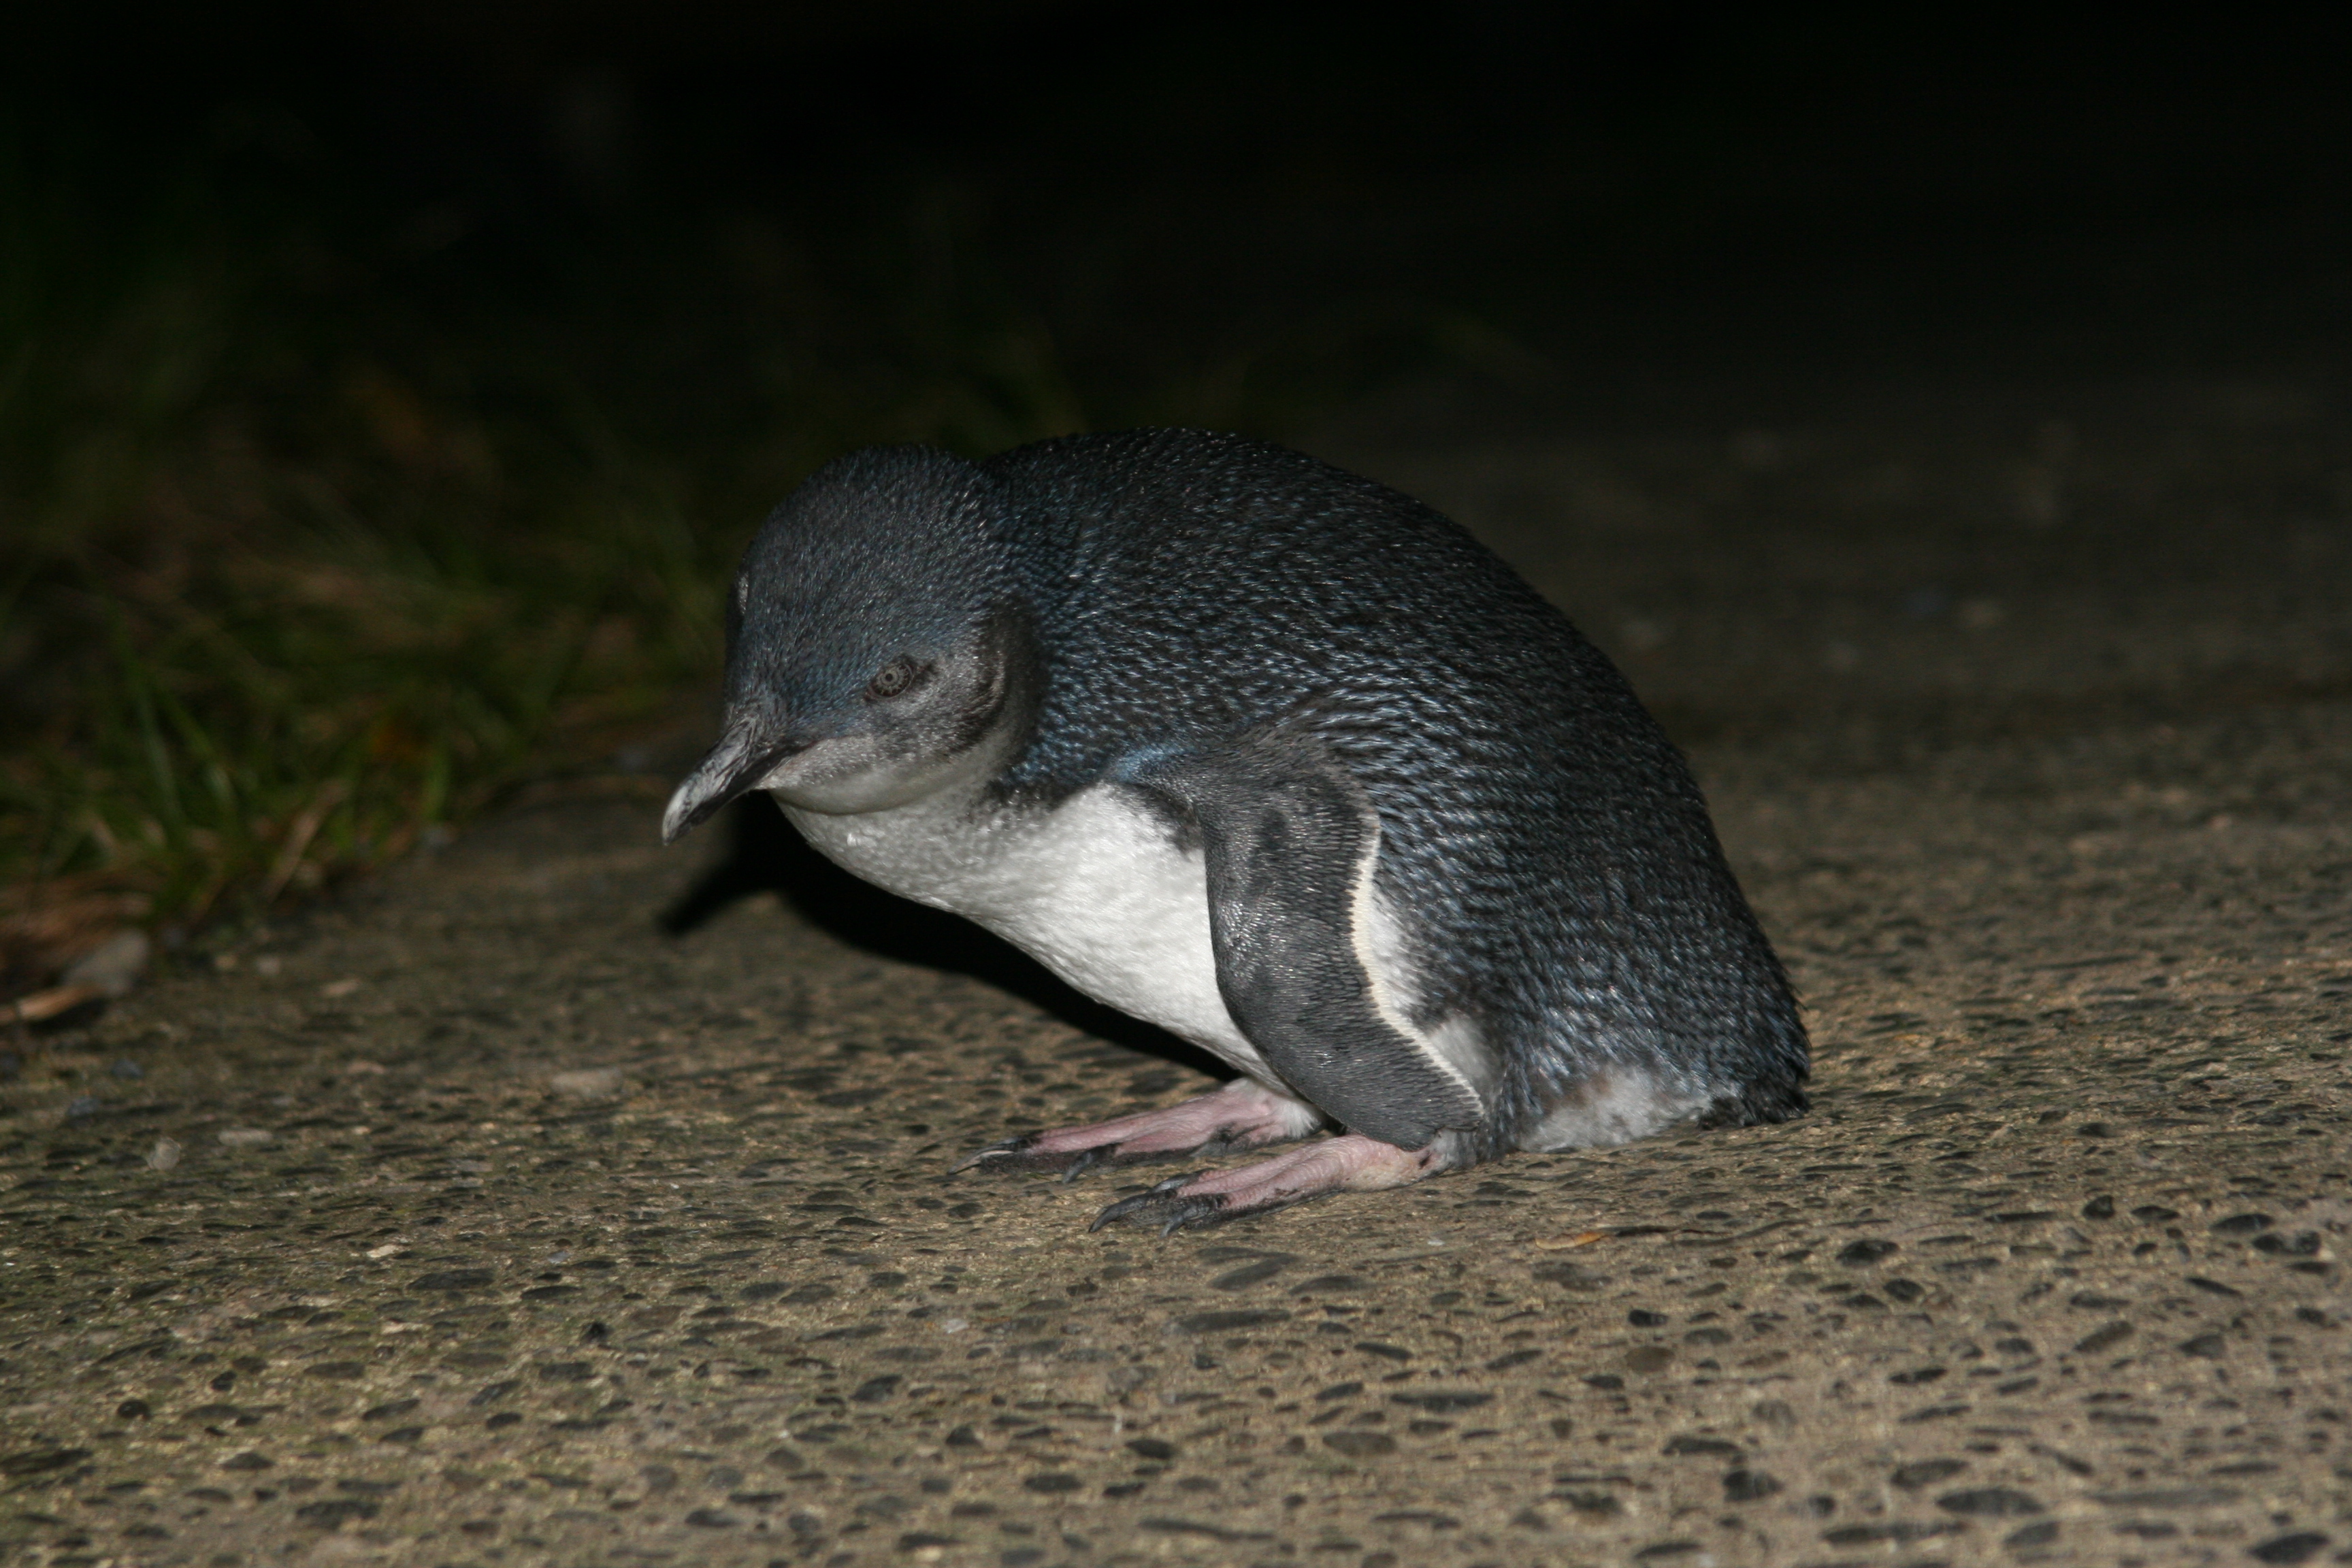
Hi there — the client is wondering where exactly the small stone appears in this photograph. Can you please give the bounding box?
[1126,1438,1176,1460]
[1898,1401,1970,1424]
[1022,1472,1083,1493]
[1724,1469,1781,1501]
[2088,1487,2240,1508]
[550,1067,627,1100]
[1531,1260,1608,1290]
[1390,1391,1492,1412]
[2074,1321,2134,1355]
[1320,1431,1395,1458]
[2253,1231,2321,1257]
[2248,1533,2332,1565]
[412,1269,495,1292]
[2080,1195,2115,1220]
[1891,1459,1967,1489]
[1174,1309,1288,1334]
[1210,1259,1288,1289]
[1663,1435,1742,1457]
[1822,1522,1963,1545]
[216,1128,276,1148]
[1290,1273,1366,1294]
[1936,1487,2043,1516]
[146,1139,182,1171]
[63,930,150,998]
[1838,1239,1899,1266]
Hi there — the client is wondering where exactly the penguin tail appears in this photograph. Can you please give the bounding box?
[1695,1073,1811,1129]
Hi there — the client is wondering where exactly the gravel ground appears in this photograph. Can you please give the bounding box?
[4,377,2349,1567]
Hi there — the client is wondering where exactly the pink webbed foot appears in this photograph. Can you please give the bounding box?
[951,1078,1323,1181]
[1089,1133,1449,1235]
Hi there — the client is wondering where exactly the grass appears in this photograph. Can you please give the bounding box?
[0,135,1111,986]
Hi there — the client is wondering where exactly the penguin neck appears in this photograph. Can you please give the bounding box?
[771,751,1026,914]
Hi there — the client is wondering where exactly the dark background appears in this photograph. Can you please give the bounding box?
[5,1,2351,950]
[17,3,2351,422]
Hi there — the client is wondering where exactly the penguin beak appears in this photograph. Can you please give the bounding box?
[661,725,805,845]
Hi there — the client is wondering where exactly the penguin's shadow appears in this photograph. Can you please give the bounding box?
[660,796,1228,1081]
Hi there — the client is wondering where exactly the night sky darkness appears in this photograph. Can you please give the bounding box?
[16,3,2349,431]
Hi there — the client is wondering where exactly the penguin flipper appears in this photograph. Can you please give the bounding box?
[1136,744,1486,1149]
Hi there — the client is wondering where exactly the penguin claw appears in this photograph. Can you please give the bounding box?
[1088,1173,1230,1235]
[1058,1145,1114,1184]
[948,1133,1039,1175]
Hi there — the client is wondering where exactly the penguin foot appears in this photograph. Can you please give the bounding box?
[1087,1134,1448,1234]
[1090,1173,1228,1235]
[949,1079,1322,1177]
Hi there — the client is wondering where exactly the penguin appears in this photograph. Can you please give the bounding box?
[663,430,1808,1232]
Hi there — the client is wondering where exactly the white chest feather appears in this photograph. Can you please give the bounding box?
[779,785,1267,1073]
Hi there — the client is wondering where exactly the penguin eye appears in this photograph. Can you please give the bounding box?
[866,657,930,701]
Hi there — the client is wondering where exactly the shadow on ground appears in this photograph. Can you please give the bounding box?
[662,796,1226,1080]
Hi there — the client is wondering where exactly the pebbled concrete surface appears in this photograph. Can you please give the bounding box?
[3,378,2349,1567]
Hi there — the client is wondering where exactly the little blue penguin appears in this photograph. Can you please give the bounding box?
[663,429,1808,1231]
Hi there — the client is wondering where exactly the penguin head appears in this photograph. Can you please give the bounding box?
[663,446,1031,840]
